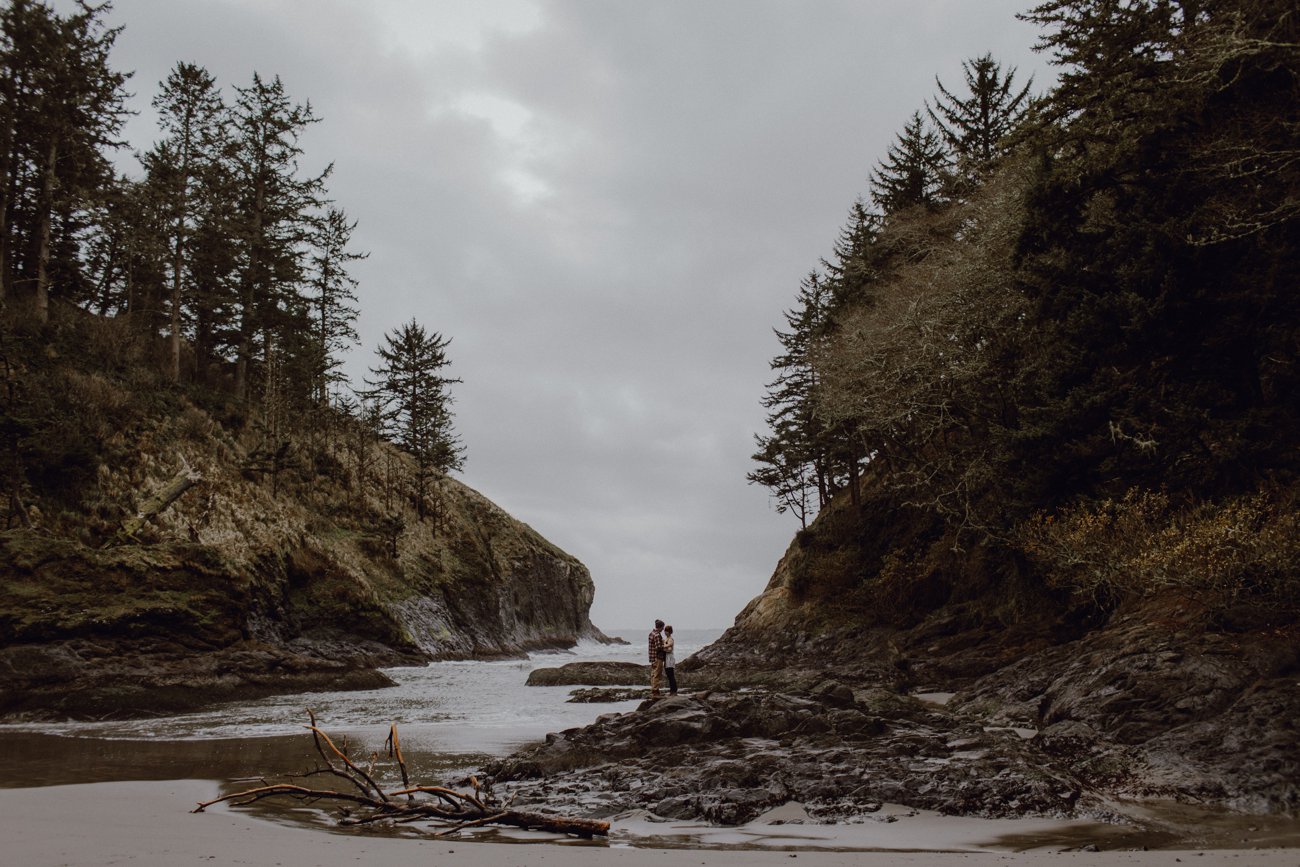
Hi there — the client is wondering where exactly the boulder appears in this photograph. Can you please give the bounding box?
[526,660,649,686]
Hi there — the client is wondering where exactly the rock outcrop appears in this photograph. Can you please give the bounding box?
[487,686,1083,826]
[0,401,610,719]
[525,661,648,687]
[484,499,1299,835]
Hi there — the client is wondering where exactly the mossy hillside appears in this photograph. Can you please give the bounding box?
[2,308,603,685]
[0,532,247,647]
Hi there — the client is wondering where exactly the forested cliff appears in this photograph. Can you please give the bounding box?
[0,305,608,718]
[485,3,1299,827]
[739,0,1298,637]
[0,2,607,719]
[685,0,1298,814]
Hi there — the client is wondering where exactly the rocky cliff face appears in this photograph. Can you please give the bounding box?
[479,499,1297,839]
[663,492,1300,822]
[0,396,608,719]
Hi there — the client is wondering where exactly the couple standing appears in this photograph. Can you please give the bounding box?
[647,619,677,696]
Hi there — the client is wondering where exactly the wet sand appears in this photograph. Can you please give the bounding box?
[2,779,1297,867]
[2,731,1297,865]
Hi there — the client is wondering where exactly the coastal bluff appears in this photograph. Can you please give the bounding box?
[0,391,609,720]
[488,484,1298,834]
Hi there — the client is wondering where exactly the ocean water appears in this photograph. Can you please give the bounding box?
[0,628,722,757]
[3,627,1285,852]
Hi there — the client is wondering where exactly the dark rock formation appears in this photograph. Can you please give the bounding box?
[0,637,396,719]
[478,519,1300,834]
[952,598,1300,814]
[565,687,646,703]
[485,686,1083,826]
[526,661,648,687]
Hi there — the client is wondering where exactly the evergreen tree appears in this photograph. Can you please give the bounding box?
[117,157,171,334]
[749,270,834,524]
[927,53,1032,181]
[227,72,328,401]
[868,112,949,216]
[80,173,133,315]
[1009,0,1300,500]
[149,62,225,382]
[0,0,129,321]
[305,206,365,404]
[749,420,815,528]
[365,320,464,519]
[185,150,242,384]
[822,198,881,310]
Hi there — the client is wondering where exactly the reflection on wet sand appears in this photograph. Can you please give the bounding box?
[5,731,1298,854]
[0,731,489,792]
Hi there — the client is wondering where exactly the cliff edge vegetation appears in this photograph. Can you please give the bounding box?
[0,2,606,719]
[0,307,607,719]
[725,0,1299,683]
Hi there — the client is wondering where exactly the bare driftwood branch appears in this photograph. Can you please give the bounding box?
[384,723,412,801]
[191,712,609,839]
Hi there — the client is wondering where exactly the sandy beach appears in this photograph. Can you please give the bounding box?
[1,779,1295,867]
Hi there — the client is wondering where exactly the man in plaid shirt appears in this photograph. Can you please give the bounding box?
[648,619,666,696]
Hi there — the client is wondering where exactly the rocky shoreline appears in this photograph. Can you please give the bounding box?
[0,481,611,720]
[488,684,1086,826]
[480,592,1300,844]
[0,635,406,720]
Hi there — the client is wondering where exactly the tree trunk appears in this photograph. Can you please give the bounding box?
[33,136,57,324]
[168,230,183,382]
[168,128,192,384]
[234,289,252,399]
[0,102,15,307]
[235,177,266,401]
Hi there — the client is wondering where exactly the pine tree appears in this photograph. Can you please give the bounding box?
[0,0,129,321]
[185,151,242,384]
[365,320,464,519]
[228,72,329,400]
[117,158,172,334]
[821,198,880,310]
[868,112,949,216]
[749,270,834,525]
[1010,0,1300,499]
[150,62,226,382]
[305,206,365,404]
[927,53,1032,182]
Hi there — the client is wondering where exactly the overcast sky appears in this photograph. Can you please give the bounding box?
[70,1,1054,631]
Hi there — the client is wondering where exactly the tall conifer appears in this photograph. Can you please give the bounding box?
[927,53,1032,183]
[228,72,328,400]
[365,320,464,519]
[0,0,128,321]
[869,112,949,216]
[150,62,225,382]
[305,206,365,404]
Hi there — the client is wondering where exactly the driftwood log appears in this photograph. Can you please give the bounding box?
[109,455,202,545]
[192,711,609,839]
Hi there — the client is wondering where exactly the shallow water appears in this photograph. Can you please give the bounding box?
[0,629,716,785]
[1,627,1295,853]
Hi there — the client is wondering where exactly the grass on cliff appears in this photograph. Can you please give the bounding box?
[0,304,580,657]
[778,472,1300,637]
[0,532,245,647]
[1018,488,1300,611]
